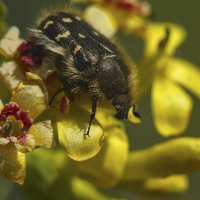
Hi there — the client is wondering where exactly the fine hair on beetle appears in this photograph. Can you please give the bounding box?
[24,7,140,136]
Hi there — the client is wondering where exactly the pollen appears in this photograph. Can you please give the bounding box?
[43,21,54,29]
[55,31,71,41]
[73,45,82,54]
[62,18,73,23]
[78,33,86,38]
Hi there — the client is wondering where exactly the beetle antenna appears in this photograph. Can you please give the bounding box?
[133,105,141,119]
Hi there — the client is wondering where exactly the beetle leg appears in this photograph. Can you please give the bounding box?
[49,87,64,107]
[86,96,99,136]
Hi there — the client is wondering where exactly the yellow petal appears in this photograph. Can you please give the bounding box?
[28,120,54,148]
[0,26,23,58]
[57,107,104,161]
[15,134,35,153]
[122,138,200,181]
[0,143,26,184]
[84,5,118,38]
[0,61,25,91]
[142,175,189,196]
[77,126,129,187]
[11,81,47,120]
[144,23,186,58]
[166,58,200,98]
[120,175,188,196]
[152,77,192,136]
[125,15,147,37]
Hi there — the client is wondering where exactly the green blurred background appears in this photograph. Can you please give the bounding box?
[1,0,200,199]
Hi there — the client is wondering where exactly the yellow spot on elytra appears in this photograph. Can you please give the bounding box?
[43,21,54,29]
[78,33,86,38]
[73,45,82,54]
[62,18,73,23]
[93,31,99,36]
[75,16,81,21]
[55,31,71,41]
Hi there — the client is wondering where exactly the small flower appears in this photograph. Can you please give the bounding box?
[0,75,54,184]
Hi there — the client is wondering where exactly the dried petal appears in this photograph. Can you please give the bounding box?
[0,138,10,145]
[57,107,104,161]
[0,143,26,184]
[28,120,54,148]
[0,61,25,91]
[11,81,47,120]
[15,134,35,153]
[152,77,192,136]
[0,26,23,58]
[26,72,49,102]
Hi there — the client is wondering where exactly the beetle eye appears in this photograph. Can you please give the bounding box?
[128,105,141,124]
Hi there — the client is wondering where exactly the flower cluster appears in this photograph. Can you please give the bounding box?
[0,0,200,199]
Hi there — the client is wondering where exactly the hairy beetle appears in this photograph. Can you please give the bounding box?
[28,11,140,135]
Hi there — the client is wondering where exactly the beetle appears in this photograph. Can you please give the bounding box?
[27,11,140,135]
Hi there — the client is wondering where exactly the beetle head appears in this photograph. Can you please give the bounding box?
[112,95,130,119]
[112,95,141,121]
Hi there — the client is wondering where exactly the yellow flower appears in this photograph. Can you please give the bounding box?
[0,74,54,184]
[138,23,200,136]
